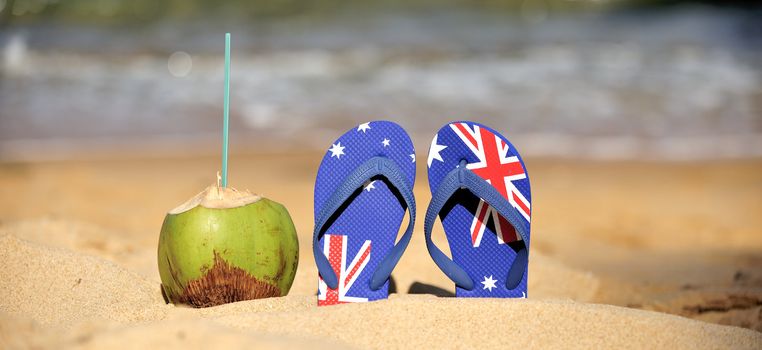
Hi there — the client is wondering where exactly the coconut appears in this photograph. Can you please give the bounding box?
[158,182,298,308]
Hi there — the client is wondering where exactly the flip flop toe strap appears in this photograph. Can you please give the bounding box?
[424,163,529,291]
[313,156,416,290]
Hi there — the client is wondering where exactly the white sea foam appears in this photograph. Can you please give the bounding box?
[0,9,759,161]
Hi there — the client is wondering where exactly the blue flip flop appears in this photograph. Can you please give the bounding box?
[424,121,531,298]
[313,121,416,306]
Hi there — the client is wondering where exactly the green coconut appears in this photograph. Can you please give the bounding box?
[158,184,298,308]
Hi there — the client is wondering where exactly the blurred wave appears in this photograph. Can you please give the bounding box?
[1,6,761,160]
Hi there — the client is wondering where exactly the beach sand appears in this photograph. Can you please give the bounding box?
[1,153,761,349]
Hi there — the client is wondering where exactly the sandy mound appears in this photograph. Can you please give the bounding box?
[0,234,166,327]
[0,219,158,280]
[0,232,760,349]
[213,295,762,349]
[62,319,352,350]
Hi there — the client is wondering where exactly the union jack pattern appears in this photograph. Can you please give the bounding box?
[317,234,372,306]
[449,122,531,247]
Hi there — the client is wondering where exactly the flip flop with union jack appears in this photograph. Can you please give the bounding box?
[313,120,416,306]
[424,121,531,298]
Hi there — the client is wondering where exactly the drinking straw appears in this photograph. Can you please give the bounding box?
[221,33,231,188]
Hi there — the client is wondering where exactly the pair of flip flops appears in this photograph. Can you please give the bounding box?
[313,121,531,306]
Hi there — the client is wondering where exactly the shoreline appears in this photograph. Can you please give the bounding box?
[2,133,762,163]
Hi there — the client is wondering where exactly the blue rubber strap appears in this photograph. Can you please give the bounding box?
[313,156,416,290]
[424,164,529,291]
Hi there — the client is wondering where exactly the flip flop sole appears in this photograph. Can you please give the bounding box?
[427,121,531,298]
[315,121,416,305]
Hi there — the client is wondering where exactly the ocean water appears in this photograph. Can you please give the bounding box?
[1,8,760,160]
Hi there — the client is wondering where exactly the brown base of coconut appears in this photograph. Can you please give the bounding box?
[171,252,280,308]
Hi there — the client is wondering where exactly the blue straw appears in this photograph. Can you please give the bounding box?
[221,33,231,188]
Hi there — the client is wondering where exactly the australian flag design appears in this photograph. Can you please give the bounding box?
[315,121,416,306]
[427,121,531,297]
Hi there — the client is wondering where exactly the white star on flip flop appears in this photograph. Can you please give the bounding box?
[410,153,416,163]
[427,134,447,168]
[481,275,497,292]
[381,138,391,147]
[363,180,376,192]
[357,122,371,133]
[328,142,345,159]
